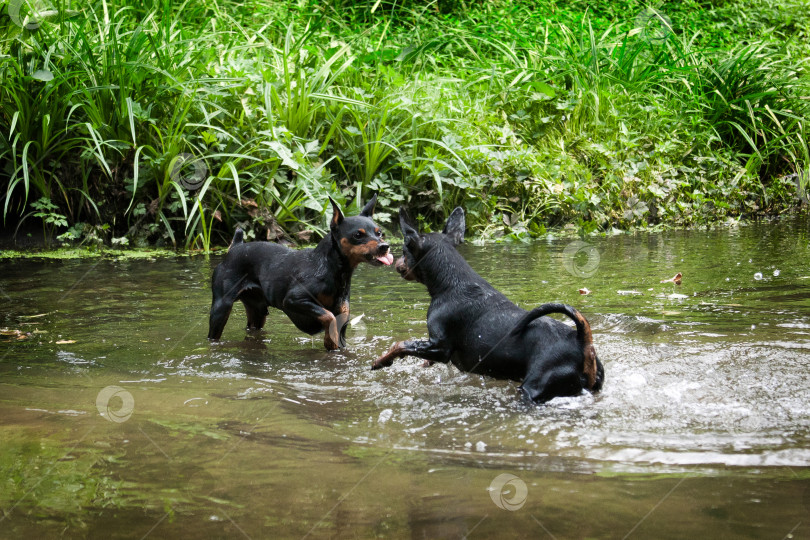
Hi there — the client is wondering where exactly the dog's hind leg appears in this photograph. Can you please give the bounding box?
[336,301,350,348]
[245,304,268,331]
[521,364,583,404]
[208,300,233,340]
[511,303,599,390]
[208,269,245,340]
[239,287,268,331]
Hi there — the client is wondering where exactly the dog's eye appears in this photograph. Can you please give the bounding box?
[353,231,364,240]
[379,231,385,239]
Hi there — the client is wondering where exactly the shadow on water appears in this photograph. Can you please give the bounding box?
[1,218,809,538]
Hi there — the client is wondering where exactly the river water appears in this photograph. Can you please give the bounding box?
[1,218,809,538]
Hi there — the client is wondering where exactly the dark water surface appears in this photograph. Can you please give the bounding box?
[1,219,809,538]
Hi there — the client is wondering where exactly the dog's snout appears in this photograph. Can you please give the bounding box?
[378,242,390,255]
[395,256,417,281]
[394,256,407,274]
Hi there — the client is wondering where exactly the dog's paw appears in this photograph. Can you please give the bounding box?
[371,342,404,370]
[371,357,392,370]
[324,335,340,351]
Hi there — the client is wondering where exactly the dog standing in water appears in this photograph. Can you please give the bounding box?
[372,207,604,403]
[208,195,393,349]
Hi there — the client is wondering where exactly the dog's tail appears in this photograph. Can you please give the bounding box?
[510,303,598,389]
[228,227,245,251]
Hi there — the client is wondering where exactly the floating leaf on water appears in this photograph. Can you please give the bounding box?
[55,339,76,344]
[660,272,682,285]
[578,288,591,295]
[1,328,31,340]
[19,313,49,319]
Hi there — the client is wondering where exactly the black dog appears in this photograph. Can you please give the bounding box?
[208,195,393,349]
[372,207,604,403]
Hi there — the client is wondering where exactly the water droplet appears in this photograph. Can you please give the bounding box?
[754,272,763,280]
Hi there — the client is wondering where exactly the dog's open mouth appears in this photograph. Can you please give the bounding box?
[371,251,394,266]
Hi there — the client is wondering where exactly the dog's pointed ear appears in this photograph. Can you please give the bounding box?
[442,207,465,245]
[399,207,421,249]
[328,196,344,228]
[360,193,378,217]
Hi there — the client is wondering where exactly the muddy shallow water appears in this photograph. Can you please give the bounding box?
[1,218,809,538]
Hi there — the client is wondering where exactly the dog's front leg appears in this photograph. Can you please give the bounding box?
[371,338,451,370]
[283,294,342,351]
[318,310,341,350]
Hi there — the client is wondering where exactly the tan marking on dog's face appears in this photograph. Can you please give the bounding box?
[340,237,380,268]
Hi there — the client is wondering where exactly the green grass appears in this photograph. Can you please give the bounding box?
[0,0,808,248]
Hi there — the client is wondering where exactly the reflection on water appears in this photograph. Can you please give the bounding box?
[1,218,809,538]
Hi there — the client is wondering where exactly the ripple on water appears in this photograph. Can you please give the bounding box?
[163,315,810,471]
[3,222,810,475]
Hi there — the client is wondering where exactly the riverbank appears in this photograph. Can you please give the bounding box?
[1,213,807,258]
[1,0,808,249]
